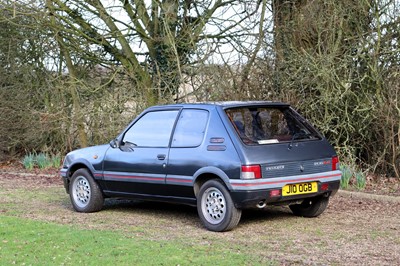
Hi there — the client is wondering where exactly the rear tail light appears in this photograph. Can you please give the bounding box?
[321,183,329,191]
[241,165,262,179]
[332,156,339,171]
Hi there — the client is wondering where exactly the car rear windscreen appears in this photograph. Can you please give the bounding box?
[225,106,321,145]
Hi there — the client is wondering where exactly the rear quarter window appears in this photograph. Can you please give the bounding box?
[171,109,209,147]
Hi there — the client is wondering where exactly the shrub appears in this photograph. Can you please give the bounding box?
[355,171,367,190]
[22,153,35,170]
[339,164,367,191]
[35,153,53,169]
[340,165,352,190]
[22,153,61,170]
[51,154,62,168]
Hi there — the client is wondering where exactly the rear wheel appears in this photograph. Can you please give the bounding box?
[289,196,329,217]
[197,180,242,232]
[69,169,104,212]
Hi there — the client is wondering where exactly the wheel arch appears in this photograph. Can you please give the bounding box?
[65,160,96,193]
[193,166,233,197]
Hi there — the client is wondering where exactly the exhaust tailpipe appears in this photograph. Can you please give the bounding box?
[256,200,266,209]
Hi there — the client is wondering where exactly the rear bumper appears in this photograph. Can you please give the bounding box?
[229,170,341,208]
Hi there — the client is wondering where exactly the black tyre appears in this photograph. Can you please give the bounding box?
[197,179,242,232]
[69,169,104,212]
[289,196,329,217]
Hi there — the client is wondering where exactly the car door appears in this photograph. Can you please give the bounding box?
[102,109,179,196]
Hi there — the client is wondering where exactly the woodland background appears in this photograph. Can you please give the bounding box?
[0,0,399,179]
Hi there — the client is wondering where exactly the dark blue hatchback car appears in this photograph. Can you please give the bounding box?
[61,101,341,231]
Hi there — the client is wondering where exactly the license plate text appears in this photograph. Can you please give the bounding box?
[282,182,317,196]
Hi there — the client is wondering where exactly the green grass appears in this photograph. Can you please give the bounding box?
[0,216,260,266]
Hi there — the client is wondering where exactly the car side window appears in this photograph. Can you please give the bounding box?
[171,109,209,148]
[123,110,179,147]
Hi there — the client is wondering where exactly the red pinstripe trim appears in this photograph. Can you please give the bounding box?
[166,178,192,183]
[231,173,341,187]
[104,174,164,181]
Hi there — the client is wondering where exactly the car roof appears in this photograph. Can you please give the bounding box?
[148,101,290,110]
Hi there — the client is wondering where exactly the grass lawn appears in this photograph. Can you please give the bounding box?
[1,170,400,265]
[0,216,263,265]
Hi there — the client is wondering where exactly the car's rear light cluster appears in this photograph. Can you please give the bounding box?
[241,165,262,179]
[332,156,339,171]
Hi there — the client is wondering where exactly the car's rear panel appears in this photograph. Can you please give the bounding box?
[261,157,333,179]
[218,103,341,208]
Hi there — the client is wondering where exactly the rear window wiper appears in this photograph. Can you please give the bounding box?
[288,132,312,150]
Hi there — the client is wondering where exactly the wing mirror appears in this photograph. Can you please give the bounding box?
[109,139,119,148]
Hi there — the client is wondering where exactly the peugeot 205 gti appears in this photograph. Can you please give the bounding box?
[61,101,341,232]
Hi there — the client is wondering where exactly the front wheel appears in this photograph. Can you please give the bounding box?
[69,169,104,213]
[289,196,329,217]
[197,180,242,232]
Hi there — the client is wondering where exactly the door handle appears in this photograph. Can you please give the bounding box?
[157,154,166,160]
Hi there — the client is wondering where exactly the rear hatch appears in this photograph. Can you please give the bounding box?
[225,105,338,178]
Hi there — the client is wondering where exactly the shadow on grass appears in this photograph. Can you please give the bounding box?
[103,199,196,213]
[240,206,294,226]
[100,198,295,229]
[103,199,199,221]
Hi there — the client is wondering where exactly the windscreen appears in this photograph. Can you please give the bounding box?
[225,106,320,145]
